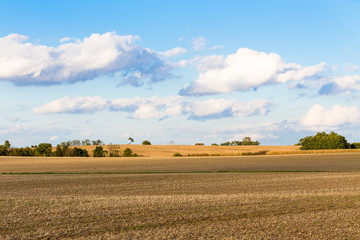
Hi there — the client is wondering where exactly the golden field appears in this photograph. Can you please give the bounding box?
[73,144,360,157]
[1,153,360,239]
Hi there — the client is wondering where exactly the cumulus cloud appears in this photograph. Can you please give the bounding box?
[33,96,109,114]
[158,47,187,58]
[34,95,272,120]
[0,32,173,86]
[192,37,207,51]
[189,98,271,120]
[301,104,360,130]
[179,48,326,96]
[319,75,360,95]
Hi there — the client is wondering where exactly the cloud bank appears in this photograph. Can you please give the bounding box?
[34,96,272,120]
[0,32,173,86]
[180,48,326,96]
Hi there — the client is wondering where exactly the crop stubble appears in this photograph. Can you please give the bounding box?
[1,153,360,239]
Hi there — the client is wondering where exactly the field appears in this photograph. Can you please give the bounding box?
[1,153,360,239]
[76,144,360,157]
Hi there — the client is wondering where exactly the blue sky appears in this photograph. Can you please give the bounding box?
[1,0,360,147]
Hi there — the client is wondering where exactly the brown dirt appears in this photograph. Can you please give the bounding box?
[1,172,360,239]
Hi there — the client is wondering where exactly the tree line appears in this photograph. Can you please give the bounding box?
[0,141,138,157]
[219,137,260,146]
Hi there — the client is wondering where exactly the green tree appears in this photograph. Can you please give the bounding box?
[93,146,106,157]
[35,143,53,156]
[123,148,138,157]
[142,140,151,145]
[298,131,350,150]
[128,137,134,144]
[0,145,8,156]
[53,144,63,157]
[92,139,104,145]
[4,140,10,149]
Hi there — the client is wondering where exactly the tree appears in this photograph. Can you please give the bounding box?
[35,143,53,156]
[93,146,106,157]
[53,144,63,157]
[82,139,91,145]
[128,137,134,144]
[0,145,8,156]
[123,147,137,157]
[108,143,121,157]
[73,147,89,157]
[142,140,151,145]
[4,140,10,149]
[298,131,350,150]
[92,139,104,145]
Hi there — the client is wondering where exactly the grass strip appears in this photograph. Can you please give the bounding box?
[2,170,338,175]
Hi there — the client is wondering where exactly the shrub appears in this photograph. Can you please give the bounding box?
[173,152,182,157]
[142,140,151,145]
[123,148,138,157]
[211,143,219,146]
[195,143,204,146]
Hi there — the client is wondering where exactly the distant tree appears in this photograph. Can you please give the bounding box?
[82,139,91,146]
[211,143,219,146]
[53,144,63,157]
[128,137,134,144]
[108,143,121,157]
[220,137,259,146]
[195,143,204,146]
[298,131,349,150]
[220,141,231,146]
[0,144,8,156]
[142,140,151,145]
[72,147,89,157]
[4,140,10,149]
[93,146,106,157]
[123,148,138,157]
[35,143,53,156]
[71,140,81,146]
[241,137,260,146]
[92,139,104,145]
[9,147,34,156]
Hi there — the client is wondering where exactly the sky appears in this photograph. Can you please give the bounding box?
[1,0,360,147]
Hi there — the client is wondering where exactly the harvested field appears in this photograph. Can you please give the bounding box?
[73,144,360,157]
[1,152,360,173]
[1,154,360,239]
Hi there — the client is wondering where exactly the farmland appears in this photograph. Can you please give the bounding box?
[1,153,360,239]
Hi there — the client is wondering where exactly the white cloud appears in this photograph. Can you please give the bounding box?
[210,45,224,50]
[49,136,59,141]
[192,37,207,51]
[59,37,71,43]
[158,47,187,58]
[34,95,272,120]
[189,98,271,120]
[0,32,173,86]
[33,96,109,114]
[319,74,360,95]
[180,48,326,96]
[176,55,226,71]
[301,104,360,130]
